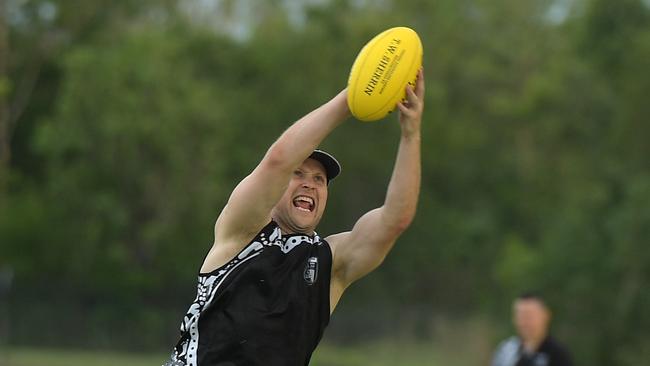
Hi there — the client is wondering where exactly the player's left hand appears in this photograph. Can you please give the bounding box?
[397,68,425,138]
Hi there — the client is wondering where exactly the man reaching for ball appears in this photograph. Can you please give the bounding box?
[164,69,424,366]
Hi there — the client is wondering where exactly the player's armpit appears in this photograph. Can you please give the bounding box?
[327,207,406,289]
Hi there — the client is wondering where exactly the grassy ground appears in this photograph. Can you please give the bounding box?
[4,348,165,366]
[3,341,481,366]
[313,342,475,366]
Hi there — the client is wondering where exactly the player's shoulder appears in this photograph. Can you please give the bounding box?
[323,231,350,269]
[202,220,277,274]
[324,231,349,243]
[324,231,351,251]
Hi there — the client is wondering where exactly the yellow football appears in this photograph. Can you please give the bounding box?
[347,27,423,122]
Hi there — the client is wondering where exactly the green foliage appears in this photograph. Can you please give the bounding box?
[2,0,650,364]
[30,27,274,301]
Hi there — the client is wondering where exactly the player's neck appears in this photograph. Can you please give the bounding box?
[272,216,315,237]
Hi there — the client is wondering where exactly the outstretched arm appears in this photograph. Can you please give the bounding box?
[202,89,350,272]
[328,69,424,305]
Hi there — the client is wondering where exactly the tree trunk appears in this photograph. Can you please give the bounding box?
[0,0,9,181]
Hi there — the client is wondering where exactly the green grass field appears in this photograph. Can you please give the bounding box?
[4,341,481,366]
[5,348,165,366]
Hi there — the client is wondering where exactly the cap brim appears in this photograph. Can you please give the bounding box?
[309,149,341,184]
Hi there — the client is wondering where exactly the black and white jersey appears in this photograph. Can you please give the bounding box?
[492,336,573,366]
[165,221,332,366]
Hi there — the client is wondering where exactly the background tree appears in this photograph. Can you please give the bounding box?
[1,0,649,364]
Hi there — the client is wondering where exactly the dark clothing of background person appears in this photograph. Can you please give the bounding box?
[492,335,572,366]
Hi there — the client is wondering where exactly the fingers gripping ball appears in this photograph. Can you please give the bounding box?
[347,27,423,122]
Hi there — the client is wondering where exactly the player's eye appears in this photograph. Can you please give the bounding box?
[314,175,325,184]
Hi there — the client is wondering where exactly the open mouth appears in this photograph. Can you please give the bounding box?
[293,195,315,212]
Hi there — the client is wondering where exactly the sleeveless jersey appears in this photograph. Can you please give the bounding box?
[164,221,332,366]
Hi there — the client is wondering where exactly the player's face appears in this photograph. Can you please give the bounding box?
[273,158,328,234]
[513,299,550,343]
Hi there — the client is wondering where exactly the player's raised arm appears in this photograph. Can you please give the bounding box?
[166,27,427,366]
[328,69,424,306]
[201,89,350,272]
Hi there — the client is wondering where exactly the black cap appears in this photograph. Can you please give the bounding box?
[308,149,341,184]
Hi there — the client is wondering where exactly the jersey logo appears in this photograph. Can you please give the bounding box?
[303,257,319,285]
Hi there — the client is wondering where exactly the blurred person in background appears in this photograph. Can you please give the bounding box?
[491,293,572,366]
